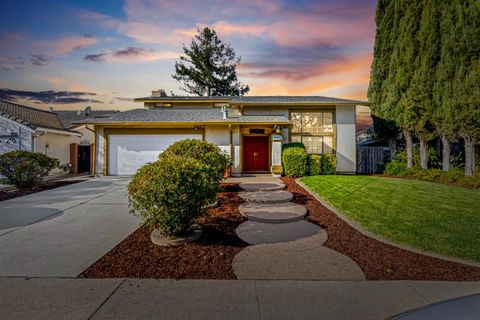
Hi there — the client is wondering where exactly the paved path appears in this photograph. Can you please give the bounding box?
[0,177,140,277]
[233,177,365,280]
[1,277,479,320]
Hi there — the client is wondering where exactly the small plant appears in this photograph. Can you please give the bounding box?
[384,161,407,176]
[0,151,59,190]
[283,147,308,177]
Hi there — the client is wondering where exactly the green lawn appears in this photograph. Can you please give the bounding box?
[301,175,480,262]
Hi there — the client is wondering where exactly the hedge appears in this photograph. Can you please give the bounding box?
[309,154,337,175]
[282,147,308,177]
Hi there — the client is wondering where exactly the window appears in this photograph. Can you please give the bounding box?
[290,111,334,154]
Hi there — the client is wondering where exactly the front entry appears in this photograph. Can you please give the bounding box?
[243,136,269,172]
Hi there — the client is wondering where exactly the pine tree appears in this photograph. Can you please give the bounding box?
[172,27,249,96]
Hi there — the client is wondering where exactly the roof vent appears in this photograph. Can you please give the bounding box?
[76,110,82,115]
[84,106,92,116]
[49,107,54,112]
[151,89,167,97]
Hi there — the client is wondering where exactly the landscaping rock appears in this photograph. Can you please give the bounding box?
[151,225,202,246]
[239,190,293,204]
[235,220,322,245]
[238,202,307,223]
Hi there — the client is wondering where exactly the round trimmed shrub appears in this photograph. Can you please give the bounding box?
[0,151,59,190]
[308,154,337,176]
[128,154,213,237]
[159,139,229,204]
[283,147,308,177]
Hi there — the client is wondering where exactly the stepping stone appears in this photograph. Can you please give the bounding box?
[239,182,285,192]
[233,239,365,280]
[238,202,307,223]
[239,190,293,204]
[236,220,322,245]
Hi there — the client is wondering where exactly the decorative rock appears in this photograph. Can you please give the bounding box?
[236,220,322,245]
[238,202,307,223]
[151,225,202,246]
[239,190,293,204]
[202,201,219,210]
[239,182,285,192]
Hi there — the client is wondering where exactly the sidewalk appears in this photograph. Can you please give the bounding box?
[1,277,480,320]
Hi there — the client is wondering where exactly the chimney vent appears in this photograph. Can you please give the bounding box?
[221,106,228,119]
[151,89,167,97]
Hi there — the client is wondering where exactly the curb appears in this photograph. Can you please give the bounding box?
[295,178,480,269]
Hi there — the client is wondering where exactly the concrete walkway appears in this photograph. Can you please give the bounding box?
[0,177,140,277]
[1,277,479,320]
[233,176,365,280]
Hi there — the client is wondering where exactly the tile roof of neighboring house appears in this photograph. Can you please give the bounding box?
[134,95,369,105]
[54,109,120,128]
[0,99,69,131]
[75,108,290,124]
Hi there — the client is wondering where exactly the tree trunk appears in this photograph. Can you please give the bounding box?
[439,133,451,171]
[419,138,428,169]
[388,138,397,160]
[404,130,414,168]
[463,135,476,177]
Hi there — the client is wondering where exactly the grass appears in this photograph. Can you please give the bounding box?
[0,178,10,185]
[301,175,480,262]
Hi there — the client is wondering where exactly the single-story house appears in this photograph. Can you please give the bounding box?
[78,92,368,176]
[0,100,117,174]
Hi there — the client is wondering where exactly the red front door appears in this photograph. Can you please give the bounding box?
[243,136,269,172]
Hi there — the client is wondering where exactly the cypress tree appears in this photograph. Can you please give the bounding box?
[410,0,440,169]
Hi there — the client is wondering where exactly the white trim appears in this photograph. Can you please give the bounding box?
[35,127,82,137]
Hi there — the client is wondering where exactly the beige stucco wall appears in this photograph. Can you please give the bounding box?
[33,132,76,173]
[95,127,105,176]
[335,105,356,173]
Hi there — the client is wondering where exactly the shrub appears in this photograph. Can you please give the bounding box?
[0,151,59,190]
[128,154,213,237]
[384,161,407,176]
[160,139,229,204]
[309,154,337,175]
[394,146,439,168]
[283,147,307,177]
[282,142,306,151]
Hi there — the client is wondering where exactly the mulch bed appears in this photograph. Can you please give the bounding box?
[282,177,480,281]
[0,180,84,202]
[80,183,247,279]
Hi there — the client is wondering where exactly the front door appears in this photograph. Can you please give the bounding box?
[243,136,269,172]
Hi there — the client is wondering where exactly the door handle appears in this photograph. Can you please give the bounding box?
[253,152,258,160]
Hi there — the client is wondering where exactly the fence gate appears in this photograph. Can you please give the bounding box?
[356,146,384,174]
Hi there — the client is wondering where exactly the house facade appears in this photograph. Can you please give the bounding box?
[81,93,366,176]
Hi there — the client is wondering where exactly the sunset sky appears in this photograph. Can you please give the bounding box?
[0,0,375,130]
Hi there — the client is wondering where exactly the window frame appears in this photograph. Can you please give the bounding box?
[289,109,336,154]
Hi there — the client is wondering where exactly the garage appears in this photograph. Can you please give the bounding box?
[108,134,202,175]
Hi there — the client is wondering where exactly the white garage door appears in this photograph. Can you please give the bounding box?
[108,134,202,175]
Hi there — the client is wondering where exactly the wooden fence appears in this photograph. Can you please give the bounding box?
[356,146,384,174]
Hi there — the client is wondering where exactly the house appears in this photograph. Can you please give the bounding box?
[0,100,82,173]
[78,92,368,176]
[0,100,117,175]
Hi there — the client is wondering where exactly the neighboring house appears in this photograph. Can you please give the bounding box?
[0,100,118,175]
[77,92,369,176]
[0,100,81,173]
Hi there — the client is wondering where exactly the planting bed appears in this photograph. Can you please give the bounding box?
[0,179,84,202]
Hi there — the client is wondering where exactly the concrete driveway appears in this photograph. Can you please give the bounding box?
[0,177,140,277]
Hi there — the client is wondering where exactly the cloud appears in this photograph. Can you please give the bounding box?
[0,54,51,71]
[83,47,178,63]
[30,54,50,66]
[0,88,103,104]
[46,36,98,55]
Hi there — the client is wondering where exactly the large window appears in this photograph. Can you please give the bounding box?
[290,111,334,154]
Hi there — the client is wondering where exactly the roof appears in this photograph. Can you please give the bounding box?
[134,95,369,105]
[0,100,71,132]
[54,109,120,128]
[75,108,291,125]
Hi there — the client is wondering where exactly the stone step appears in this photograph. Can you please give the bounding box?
[236,220,323,245]
[238,202,307,223]
[239,182,285,192]
[239,190,293,204]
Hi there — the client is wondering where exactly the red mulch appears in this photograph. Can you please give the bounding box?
[0,180,84,202]
[282,177,480,281]
[80,183,247,279]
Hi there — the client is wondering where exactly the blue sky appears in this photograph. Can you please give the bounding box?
[0,0,376,129]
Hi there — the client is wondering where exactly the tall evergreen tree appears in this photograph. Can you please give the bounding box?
[410,0,440,169]
[172,27,249,96]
